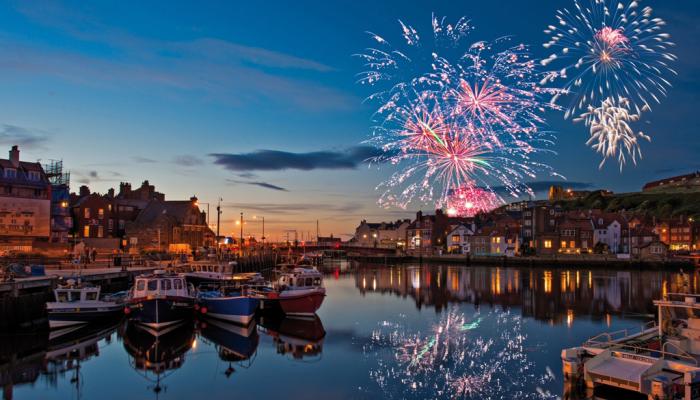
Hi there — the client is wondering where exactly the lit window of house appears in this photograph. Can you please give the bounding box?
[4,168,16,178]
[544,240,552,249]
[452,235,461,242]
[98,208,104,219]
[561,241,567,249]
[570,241,575,248]
[84,208,90,219]
[98,226,104,238]
[83,225,90,237]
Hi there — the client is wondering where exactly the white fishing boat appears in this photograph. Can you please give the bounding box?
[562,292,700,399]
[46,280,124,329]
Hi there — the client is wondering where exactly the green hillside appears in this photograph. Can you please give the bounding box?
[554,191,700,219]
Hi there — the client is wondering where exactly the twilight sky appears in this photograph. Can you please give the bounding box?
[0,0,698,240]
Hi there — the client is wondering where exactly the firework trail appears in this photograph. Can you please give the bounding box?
[358,15,562,210]
[574,97,650,171]
[363,308,556,399]
[542,0,677,118]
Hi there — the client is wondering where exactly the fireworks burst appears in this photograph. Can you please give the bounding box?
[446,186,503,217]
[358,15,562,209]
[542,0,677,118]
[363,308,556,399]
[574,97,650,171]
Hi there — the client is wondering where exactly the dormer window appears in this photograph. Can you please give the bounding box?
[28,171,40,181]
[4,168,16,179]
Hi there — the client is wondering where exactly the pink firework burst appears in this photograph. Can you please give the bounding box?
[595,27,629,48]
[446,185,503,217]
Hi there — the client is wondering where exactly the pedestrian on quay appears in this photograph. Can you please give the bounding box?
[91,248,97,263]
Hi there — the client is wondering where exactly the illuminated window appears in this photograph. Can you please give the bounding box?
[84,208,90,219]
[570,241,575,248]
[83,225,90,237]
[98,208,104,219]
[561,241,567,249]
[97,226,103,238]
[452,235,461,242]
[544,240,552,249]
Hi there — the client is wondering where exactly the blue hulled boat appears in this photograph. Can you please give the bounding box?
[197,286,259,325]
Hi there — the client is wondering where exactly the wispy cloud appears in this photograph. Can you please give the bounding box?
[173,155,203,167]
[228,179,289,192]
[3,1,354,111]
[132,156,157,164]
[225,202,365,215]
[210,145,379,172]
[0,124,50,149]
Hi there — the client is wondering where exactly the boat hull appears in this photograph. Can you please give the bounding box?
[277,289,325,317]
[128,297,194,330]
[47,303,123,329]
[199,296,259,325]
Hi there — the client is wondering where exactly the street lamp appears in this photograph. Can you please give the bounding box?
[253,215,265,247]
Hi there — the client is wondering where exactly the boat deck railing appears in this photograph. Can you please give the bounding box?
[585,320,657,347]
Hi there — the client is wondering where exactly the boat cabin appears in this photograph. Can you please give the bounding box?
[132,272,191,299]
[276,268,322,290]
[54,281,101,303]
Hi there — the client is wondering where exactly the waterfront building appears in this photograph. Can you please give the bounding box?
[0,146,51,250]
[70,186,112,242]
[317,235,341,248]
[124,196,214,252]
[590,212,627,254]
[353,219,410,248]
[642,170,700,192]
[445,223,475,254]
[45,160,72,244]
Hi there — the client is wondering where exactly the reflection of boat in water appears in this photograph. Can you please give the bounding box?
[43,321,121,397]
[123,321,195,395]
[198,318,259,377]
[259,315,325,360]
[562,292,700,400]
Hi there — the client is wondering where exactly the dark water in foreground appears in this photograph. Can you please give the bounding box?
[2,262,697,400]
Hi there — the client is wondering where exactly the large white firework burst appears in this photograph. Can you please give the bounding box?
[541,0,677,118]
[575,96,650,170]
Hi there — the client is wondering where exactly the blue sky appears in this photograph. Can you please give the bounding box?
[0,0,698,240]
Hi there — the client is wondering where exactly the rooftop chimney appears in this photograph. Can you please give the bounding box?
[9,146,19,168]
[79,185,90,197]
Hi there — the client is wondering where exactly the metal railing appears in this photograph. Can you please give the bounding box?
[585,320,657,347]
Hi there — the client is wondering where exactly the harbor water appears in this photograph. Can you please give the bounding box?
[2,261,694,399]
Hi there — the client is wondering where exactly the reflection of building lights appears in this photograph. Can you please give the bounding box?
[576,271,580,289]
[566,309,574,328]
[362,276,366,289]
[543,271,552,293]
[191,338,197,349]
[588,271,592,288]
[372,276,377,291]
[412,269,421,290]
[605,313,611,327]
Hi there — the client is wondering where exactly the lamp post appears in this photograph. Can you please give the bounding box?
[253,215,265,247]
[240,212,244,257]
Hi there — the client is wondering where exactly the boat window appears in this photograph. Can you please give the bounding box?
[306,278,313,286]
[313,277,321,286]
[136,280,145,291]
[297,278,304,287]
[161,279,172,291]
[147,280,158,291]
[174,279,183,290]
[57,291,68,302]
[69,291,80,302]
[85,291,98,301]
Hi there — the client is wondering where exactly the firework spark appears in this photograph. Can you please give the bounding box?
[446,186,503,217]
[542,0,677,118]
[574,97,650,171]
[359,16,562,209]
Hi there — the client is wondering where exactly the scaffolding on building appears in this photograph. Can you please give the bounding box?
[44,159,70,186]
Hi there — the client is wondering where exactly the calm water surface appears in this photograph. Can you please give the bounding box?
[3,262,696,400]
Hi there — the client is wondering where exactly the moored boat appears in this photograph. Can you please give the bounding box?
[562,292,700,399]
[259,266,325,317]
[125,271,195,331]
[47,280,125,329]
[197,285,259,325]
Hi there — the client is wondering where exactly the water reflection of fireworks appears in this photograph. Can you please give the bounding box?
[364,308,556,399]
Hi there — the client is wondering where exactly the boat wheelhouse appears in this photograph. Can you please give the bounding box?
[181,262,241,285]
[126,271,195,331]
[562,292,700,400]
[47,280,124,329]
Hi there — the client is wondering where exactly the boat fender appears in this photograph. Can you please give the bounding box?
[124,307,131,315]
[200,306,208,314]
[194,304,200,311]
[268,292,279,299]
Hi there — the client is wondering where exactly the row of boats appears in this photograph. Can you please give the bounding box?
[47,260,326,333]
